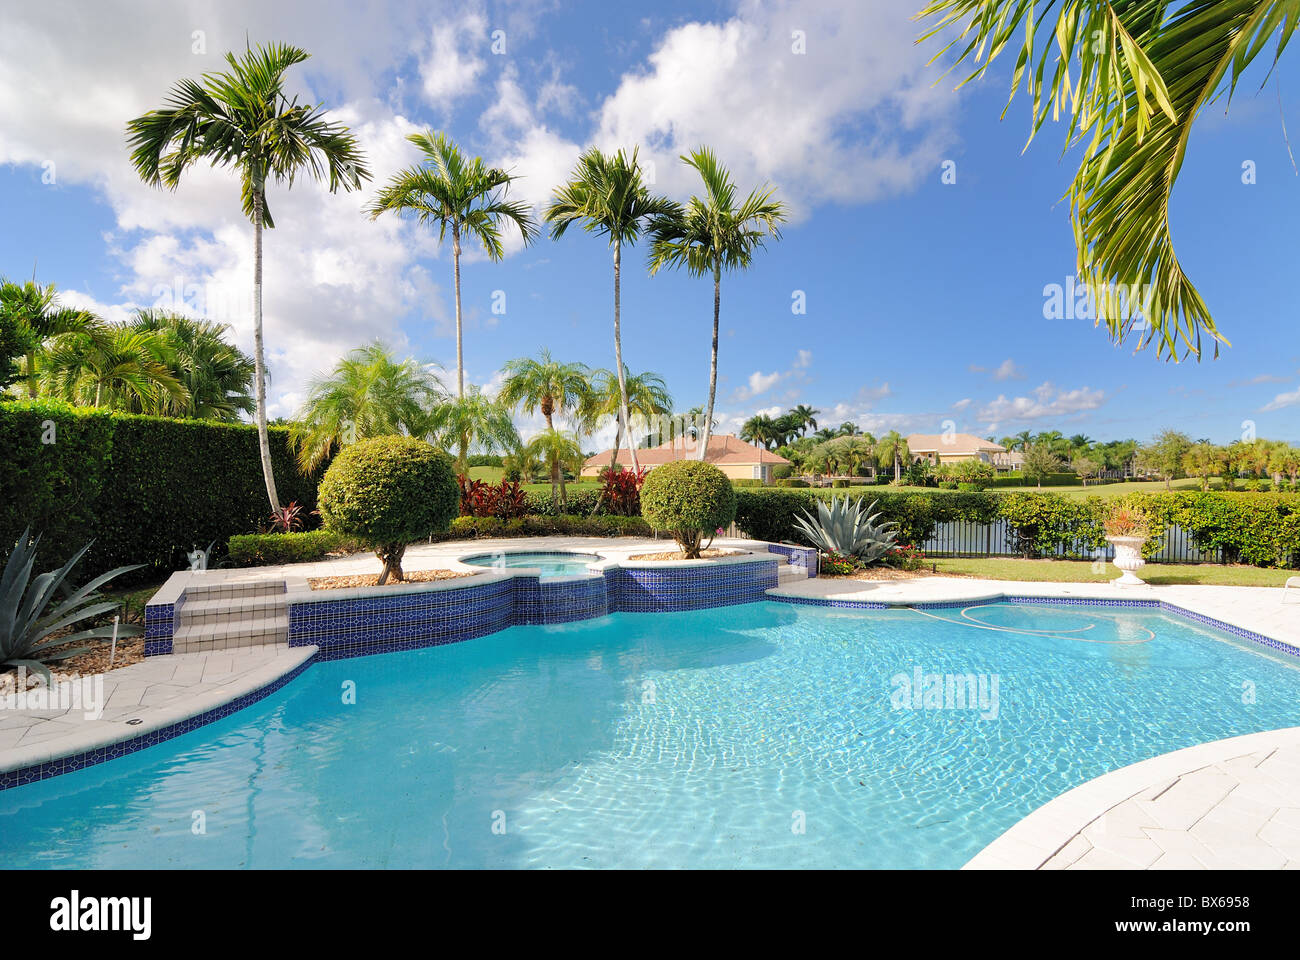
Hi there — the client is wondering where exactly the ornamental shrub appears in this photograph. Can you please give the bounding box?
[317,436,458,583]
[639,461,737,558]
[227,529,351,566]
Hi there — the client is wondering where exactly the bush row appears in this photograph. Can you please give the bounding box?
[733,488,1300,567]
[447,514,652,539]
[0,399,325,581]
[227,530,354,566]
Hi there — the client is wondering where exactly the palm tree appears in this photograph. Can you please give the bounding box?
[427,385,521,474]
[499,349,591,497]
[582,366,672,470]
[290,342,444,472]
[39,325,187,411]
[813,427,839,443]
[875,431,911,483]
[127,42,370,511]
[838,422,861,437]
[787,404,818,436]
[0,278,98,397]
[919,1,1299,358]
[546,147,676,472]
[524,427,584,509]
[740,413,780,451]
[367,130,536,397]
[648,148,786,457]
[128,310,255,421]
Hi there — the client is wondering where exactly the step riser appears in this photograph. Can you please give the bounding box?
[171,578,290,653]
[183,582,286,602]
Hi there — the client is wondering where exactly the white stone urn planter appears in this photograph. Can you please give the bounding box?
[1106,535,1148,585]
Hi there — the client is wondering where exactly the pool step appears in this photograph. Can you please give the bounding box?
[172,579,290,654]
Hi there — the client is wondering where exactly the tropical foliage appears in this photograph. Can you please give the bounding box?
[290,342,443,472]
[1,528,143,684]
[648,147,786,458]
[639,460,737,558]
[918,0,1300,358]
[426,385,520,473]
[367,130,536,396]
[546,147,676,472]
[127,41,370,511]
[793,496,900,565]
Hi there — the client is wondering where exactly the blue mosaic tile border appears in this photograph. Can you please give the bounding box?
[289,558,780,661]
[143,601,174,657]
[0,653,315,792]
[769,592,1299,659]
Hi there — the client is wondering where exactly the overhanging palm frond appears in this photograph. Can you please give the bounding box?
[917,0,1300,359]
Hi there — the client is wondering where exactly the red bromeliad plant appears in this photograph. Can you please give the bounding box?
[599,466,646,516]
[269,500,307,533]
[457,476,528,520]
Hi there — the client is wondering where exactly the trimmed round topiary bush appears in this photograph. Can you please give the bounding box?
[317,435,459,583]
[639,460,737,558]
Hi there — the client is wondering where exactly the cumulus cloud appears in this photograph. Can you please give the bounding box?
[977,383,1107,424]
[1261,385,1300,412]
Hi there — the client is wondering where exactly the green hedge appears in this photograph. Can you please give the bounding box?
[733,488,1299,567]
[0,399,325,581]
[227,530,352,566]
[449,514,651,539]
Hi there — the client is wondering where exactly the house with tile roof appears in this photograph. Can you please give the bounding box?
[580,433,790,483]
[906,433,1014,470]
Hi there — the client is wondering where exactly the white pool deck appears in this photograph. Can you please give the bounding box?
[3,535,1298,869]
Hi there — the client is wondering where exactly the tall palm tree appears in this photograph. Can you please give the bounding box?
[919,1,1299,358]
[546,147,676,472]
[524,427,584,509]
[290,342,444,472]
[786,404,818,436]
[127,42,370,511]
[499,349,591,495]
[0,278,99,397]
[427,385,521,474]
[128,310,255,421]
[39,325,187,411]
[876,431,911,483]
[367,130,536,398]
[648,147,786,457]
[583,367,672,471]
[740,413,780,451]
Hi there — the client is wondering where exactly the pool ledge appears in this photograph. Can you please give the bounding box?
[0,644,316,790]
[767,577,1300,655]
[965,726,1300,870]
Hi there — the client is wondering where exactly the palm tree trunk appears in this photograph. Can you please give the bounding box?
[251,185,281,512]
[700,261,720,462]
[612,239,638,472]
[452,222,464,399]
[545,411,559,509]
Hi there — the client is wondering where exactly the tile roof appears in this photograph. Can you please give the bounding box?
[583,433,791,469]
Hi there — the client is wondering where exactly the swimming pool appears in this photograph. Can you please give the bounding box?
[2,600,1297,868]
[460,551,603,578]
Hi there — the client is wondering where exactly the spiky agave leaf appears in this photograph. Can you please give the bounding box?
[794,496,900,564]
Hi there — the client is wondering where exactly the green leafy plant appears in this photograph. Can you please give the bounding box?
[1,529,143,684]
[639,461,737,558]
[317,436,459,583]
[226,529,349,567]
[793,496,899,565]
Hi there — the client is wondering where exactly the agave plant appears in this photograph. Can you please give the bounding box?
[793,496,899,565]
[1,529,143,684]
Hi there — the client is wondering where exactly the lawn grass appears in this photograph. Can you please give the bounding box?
[930,556,1294,587]
[466,465,504,482]
[876,478,1226,498]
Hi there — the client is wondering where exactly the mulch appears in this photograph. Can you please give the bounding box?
[308,569,476,590]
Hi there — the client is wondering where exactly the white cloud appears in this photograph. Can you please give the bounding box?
[993,359,1024,381]
[794,349,812,368]
[419,10,489,108]
[1261,385,1300,412]
[977,383,1107,424]
[952,398,971,410]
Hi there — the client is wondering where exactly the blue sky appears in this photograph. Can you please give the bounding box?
[2,0,1297,448]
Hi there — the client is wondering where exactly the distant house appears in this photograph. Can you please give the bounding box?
[906,433,1014,470]
[580,433,790,483]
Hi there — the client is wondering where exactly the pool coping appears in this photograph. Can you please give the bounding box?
[0,644,316,789]
[962,726,1300,869]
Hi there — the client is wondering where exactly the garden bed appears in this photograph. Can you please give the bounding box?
[307,569,475,590]
[626,549,744,561]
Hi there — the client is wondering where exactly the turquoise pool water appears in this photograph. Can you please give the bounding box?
[3,601,1298,869]
[460,551,602,578]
